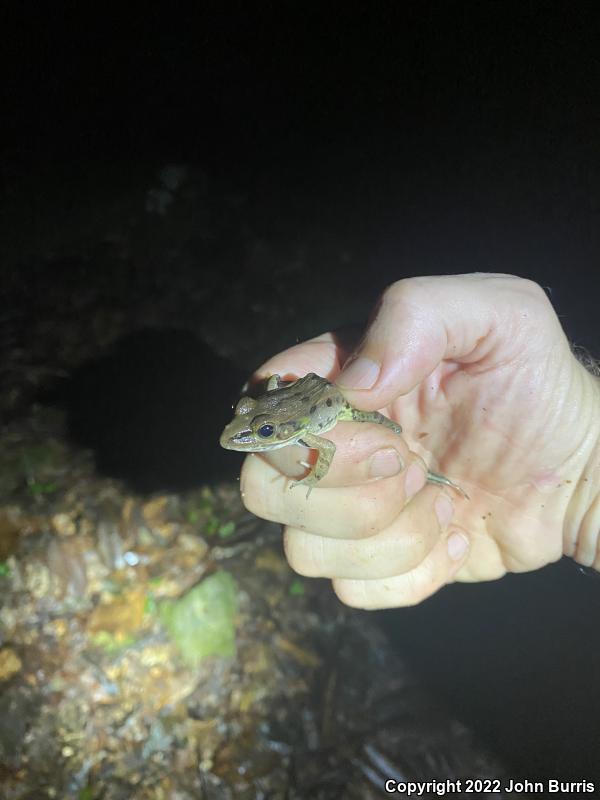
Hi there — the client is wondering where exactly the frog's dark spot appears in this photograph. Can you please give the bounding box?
[310,405,317,414]
[302,396,310,402]
[344,402,351,408]
[326,398,333,407]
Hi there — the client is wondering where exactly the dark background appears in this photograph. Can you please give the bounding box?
[4,1,600,786]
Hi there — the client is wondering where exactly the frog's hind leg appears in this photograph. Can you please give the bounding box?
[289,432,336,498]
[339,403,469,499]
[426,471,470,499]
[339,404,403,436]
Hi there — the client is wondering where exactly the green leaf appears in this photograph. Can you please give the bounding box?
[205,516,219,536]
[29,481,58,495]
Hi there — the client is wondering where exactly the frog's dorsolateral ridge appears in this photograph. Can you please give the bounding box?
[220,373,468,499]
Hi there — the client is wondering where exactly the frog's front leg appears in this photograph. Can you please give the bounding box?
[266,374,284,391]
[289,432,336,498]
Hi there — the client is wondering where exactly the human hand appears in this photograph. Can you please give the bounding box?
[240,273,600,608]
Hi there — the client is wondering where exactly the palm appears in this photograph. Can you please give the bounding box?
[386,352,582,579]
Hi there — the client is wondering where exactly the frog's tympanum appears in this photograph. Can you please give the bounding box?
[220,373,468,498]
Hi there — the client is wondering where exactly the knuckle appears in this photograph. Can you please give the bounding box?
[284,528,323,577]
[332,579,368,609]
[382,277,427,307]
[402,529,432,569]
[354,491,398,536]
[397,569,434,607]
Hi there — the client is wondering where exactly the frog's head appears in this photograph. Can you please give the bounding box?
[219,395,305,452]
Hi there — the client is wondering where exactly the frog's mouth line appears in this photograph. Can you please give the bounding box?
[223,430,300,451]
[231,431,254,445]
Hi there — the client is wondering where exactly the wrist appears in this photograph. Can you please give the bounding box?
[564,368,600,568]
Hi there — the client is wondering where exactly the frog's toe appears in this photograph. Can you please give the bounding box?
[289,473,319,499]
[269,472,287,489]
[289,481,312,499]
[425,471,470,500]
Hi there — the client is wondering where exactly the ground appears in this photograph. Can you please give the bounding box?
[0,161,506,798]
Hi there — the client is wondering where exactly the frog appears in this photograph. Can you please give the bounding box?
[220,372,468,499]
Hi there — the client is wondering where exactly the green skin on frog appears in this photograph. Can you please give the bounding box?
[219,373,468,498]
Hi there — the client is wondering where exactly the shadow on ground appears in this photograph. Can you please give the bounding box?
[48,328,246,493]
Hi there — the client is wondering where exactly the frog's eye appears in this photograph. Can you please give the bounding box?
[257,424,275,438]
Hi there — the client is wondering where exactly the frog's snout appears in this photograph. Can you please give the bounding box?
[220,424,254,448]
[219,423,236,448]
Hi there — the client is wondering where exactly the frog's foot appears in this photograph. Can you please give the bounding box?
[269,472,288,489]
[266,374,283,391]
[289,474,320,499]
[287,461,317,499]
[289,433,336,499]
[426,470,470,500]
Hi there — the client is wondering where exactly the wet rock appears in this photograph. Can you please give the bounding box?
[102,643,199,711]
[0,646,22,681]
[24,560,52,600]
[51,511,77,537]
[0,685,40,762]
[87,587,147,638]
[0,510,21,559]
[96,515,125,571]
[47,536,88,598]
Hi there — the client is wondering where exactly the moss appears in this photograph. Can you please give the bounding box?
[89,630,136,654]
[159,571,238,666]
[217,520,236,538]
[289,579,305,596]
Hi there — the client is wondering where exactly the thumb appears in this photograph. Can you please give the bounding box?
[335,272,537,410]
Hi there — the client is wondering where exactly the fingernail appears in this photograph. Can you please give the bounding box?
[405,463,426,500]
[434,494,454,528]
[337,356,380,390]
[447,531,469,560]
[369,448,404,479]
